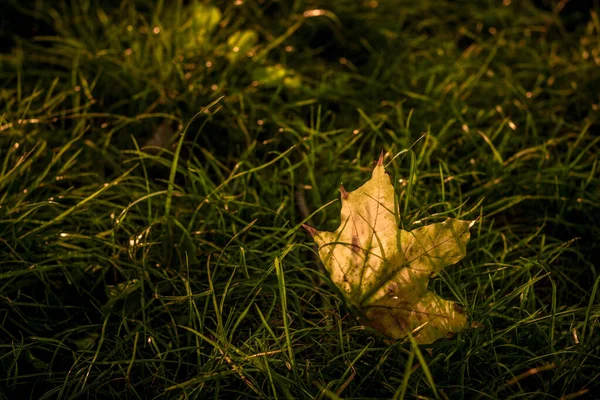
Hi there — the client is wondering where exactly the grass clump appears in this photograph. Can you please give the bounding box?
[1,0,599,398]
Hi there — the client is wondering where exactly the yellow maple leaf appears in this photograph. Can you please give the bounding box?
[305,154,473,344]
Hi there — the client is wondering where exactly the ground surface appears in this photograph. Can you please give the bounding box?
[0,1,599,399]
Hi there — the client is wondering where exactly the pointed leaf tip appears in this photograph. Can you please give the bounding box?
[469,215,481,228]
[339,185,349,200]
[302,224,317,237]
[377,151,384,166]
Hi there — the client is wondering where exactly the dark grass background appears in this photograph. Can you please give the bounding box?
[1,0,599,399]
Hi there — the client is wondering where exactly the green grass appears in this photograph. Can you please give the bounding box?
[1,0,599,398]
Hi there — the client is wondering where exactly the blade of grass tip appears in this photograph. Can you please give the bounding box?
[393,346,415,400]
[335,343,370,396]
[181,257,204,370]
[130,135,153,220]
[164,96,224,221]
[177,325,220,351]
[57,352,88,400]
[114,190,168,229]
[274,257,296,372]
[284,198,337,239]
[313,381,343,400]
[255,304,281,345]
[405,332,439,399]
[218,268,237,334]
[126,331,140,384]
[228,288,261,343]
[384,132,427,169]
[80,314,110,392]
[476,130,503,164]
[580,275,600,346]
[216,219,258,266]
[549,275,556,353]
[25,133,80,193]
[357,108,385,141]
[0,142,41,190]
[402,150,416,218]
[171,217,198,265]
[0,264,67,280]
[438,163,446,205]
[6,336,24,384]
[19,163,139,239]
[256,17,304,60]
[206,256,225,342]
[201,144,297,205]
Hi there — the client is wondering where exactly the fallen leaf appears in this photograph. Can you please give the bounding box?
[305,154,473,344]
